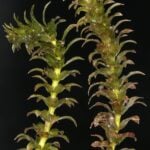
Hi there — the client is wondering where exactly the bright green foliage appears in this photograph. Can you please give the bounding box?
[70,0,146,149]
[4,2,83,150]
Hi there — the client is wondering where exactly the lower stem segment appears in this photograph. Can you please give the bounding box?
[110,114,121,150]
[38,121,51,148]
[37,107,55,149]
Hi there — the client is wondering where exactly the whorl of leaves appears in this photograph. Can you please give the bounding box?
[4,2,83,150]
[70,0,146,149]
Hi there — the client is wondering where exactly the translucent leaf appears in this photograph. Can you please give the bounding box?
[122,59,135,67]
[65,38,85,52]
[80,25,90,37]
[28,94,47,102]
[27,110,41,117]
[120,148,135,150]
[88,50,100,63]
[120,115,140,130]
[121,71,145,85]
[122,82,138,90]
[48,129,69,143]
[26,142,35,150]
[88,70,106,84]
[29,55,48,64]
[109,12,123,22]
[92,58,106,69]
[53,116,77,127]
[106,3,124,16]
[91,134,104,141]
[64,83,82,92]
[34,83,48,91]
[119,132,137,143]
[88,82,101,95]
[122,96,146,115]
[32,75,48,83]
[116,50,136,63]
[63,56,84,68]
[28,68,44,75]
[88,87,110,104]
[15,133,34,143]
[75,6,86,16]
[82,39,99,47]
[42,1,51,25]
[62,24,77,40]
[117,28,134,41]
[120,40,137,49]
[104,0,115,5]
[57,97,78,108]
[90,102,112,112]
[113,19,131,32]
[91,140,109,149]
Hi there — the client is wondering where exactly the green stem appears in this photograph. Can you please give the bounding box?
[37,107,55,149]
[37,67,60,149]
[110,113,121,150]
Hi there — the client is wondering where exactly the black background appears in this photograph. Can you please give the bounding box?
[0,0,150,150]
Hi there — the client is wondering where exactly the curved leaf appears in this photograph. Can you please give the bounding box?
[53,116,77,127]
[120,115,140,130]
[90,102,112,112]
[106,3,124,16]
[42,1,51,25]
[121,71,145,85]
[63,56,84,68]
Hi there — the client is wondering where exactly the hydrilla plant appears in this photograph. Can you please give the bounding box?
[3,0,147,150]
[69,0,146,150]
[4,2,83,150]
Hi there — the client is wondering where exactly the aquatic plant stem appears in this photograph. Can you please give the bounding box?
[38,68,60,149]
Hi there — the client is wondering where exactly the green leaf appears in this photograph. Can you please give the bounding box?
[15,133,34,143]
[88,88,111,105]
[49,129,69,143]
[29,55,48,63]
[27,110,42,117]
[62,24,77,40]
[88,70,107,84]
[88,50,100,63]
[28,94,47,102]
[82,39,99,47]
[57,97,78,108]
[32,75,48,83]
[34,83,48,91]
[63,56,84,68]
[28,68,44,75]
[80,25,90,37]
[54,116,77,127]
[42,1,51,25]
[88,82,101,95]
[65,37,85,52]
[64,83,82,92]
[60,70,80,81]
